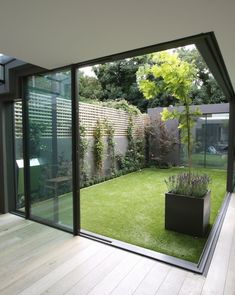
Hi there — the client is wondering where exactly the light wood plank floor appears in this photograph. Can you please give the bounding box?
[1,194,235,295]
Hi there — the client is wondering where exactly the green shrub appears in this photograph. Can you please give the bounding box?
[165,172,211,198]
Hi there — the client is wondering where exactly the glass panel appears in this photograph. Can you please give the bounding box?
[205,113,228,169]
[14,101,25,211]
[181,113,229,169]
[191,115,207,167]
[27,70,73,229]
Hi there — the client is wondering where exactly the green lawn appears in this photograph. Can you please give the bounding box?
[81,167,226,263]
[32,167,226,263]
[183,153,227,169]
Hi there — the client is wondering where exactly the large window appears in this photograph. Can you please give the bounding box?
[181,113,229,169]
[26,70,73,229]
[205,113,228,169]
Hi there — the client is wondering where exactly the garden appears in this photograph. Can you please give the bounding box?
[78,51,228,264]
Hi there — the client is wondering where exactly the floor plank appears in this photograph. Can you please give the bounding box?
[17,243,102,295]
[178,273,205,295]
[223,218,235,294]
[155,268,188,295]
[0,195,235,295]
[202,195,235,295]
[86,252,141,295]
[110,257,155,295]
[65,249,128,295]
[0,224,63,268]
[0,232,71,291]
[133,263,171,295]
[0,218,32,237]
[1,238,92,295]
[42,245,114,294]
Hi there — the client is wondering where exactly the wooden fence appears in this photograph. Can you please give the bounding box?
[15,93,147,138]
[79,102,146,137]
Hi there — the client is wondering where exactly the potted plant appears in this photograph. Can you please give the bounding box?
[165,172,211,236]
[137,51,211,237]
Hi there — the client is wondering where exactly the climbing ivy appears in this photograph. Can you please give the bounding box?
[124,115,146,171]
[104,119,116,175]
[93,119,104,176]
[135,128,145,168]
[126,115,135,158]
[79,124,89,185]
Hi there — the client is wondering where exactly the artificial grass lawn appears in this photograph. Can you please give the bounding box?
[186,153,227,169]
[80,167,226,263]
[31,167,226,263]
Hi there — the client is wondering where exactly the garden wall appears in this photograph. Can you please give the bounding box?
[15,95,147,177]
[15,95,229,174]
[79,102,147,176]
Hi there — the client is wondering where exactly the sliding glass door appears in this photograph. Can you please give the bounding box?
[25,70,73,230]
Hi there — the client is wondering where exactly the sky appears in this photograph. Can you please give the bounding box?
[80,66,96,78]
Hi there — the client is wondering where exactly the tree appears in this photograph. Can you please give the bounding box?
[137,51,201,169]
[78,47,227,113]
[93,57,149,112]
[176,47,227,104]
[77,71,104,102]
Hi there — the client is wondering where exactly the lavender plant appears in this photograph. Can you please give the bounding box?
[165,173,211,198]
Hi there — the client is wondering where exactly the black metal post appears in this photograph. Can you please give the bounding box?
[22,77,31,219]
[51,78,59,223]
[71,65,80,235]
[204,115,207,168]
[227,99,235,192]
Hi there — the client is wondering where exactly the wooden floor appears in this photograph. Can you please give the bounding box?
[1,195,235,295]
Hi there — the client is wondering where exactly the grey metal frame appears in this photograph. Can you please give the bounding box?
[227,99,235,191]
[22,67,77,233]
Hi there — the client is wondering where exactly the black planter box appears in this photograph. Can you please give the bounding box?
[165,191,211,237]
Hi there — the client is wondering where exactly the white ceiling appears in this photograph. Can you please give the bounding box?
[0,0,235,93]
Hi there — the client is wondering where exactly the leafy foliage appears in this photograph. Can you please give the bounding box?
[126,116,135,153]
[93,57,149,112]
[79,124,89,185]
[137,52,197,99]
[123,116,145,171]
[104,119,116,175]
[176,47,227,104]
[93,119,104,175]
[137,51,201,168]
[149,118,178,167]
[135,128,146,168]
[165,172,211,198]
[78,71,103,101]
[29,121,47,158]
[102,99,140,115]
[161,106,201,169]
[80,98,140,115]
